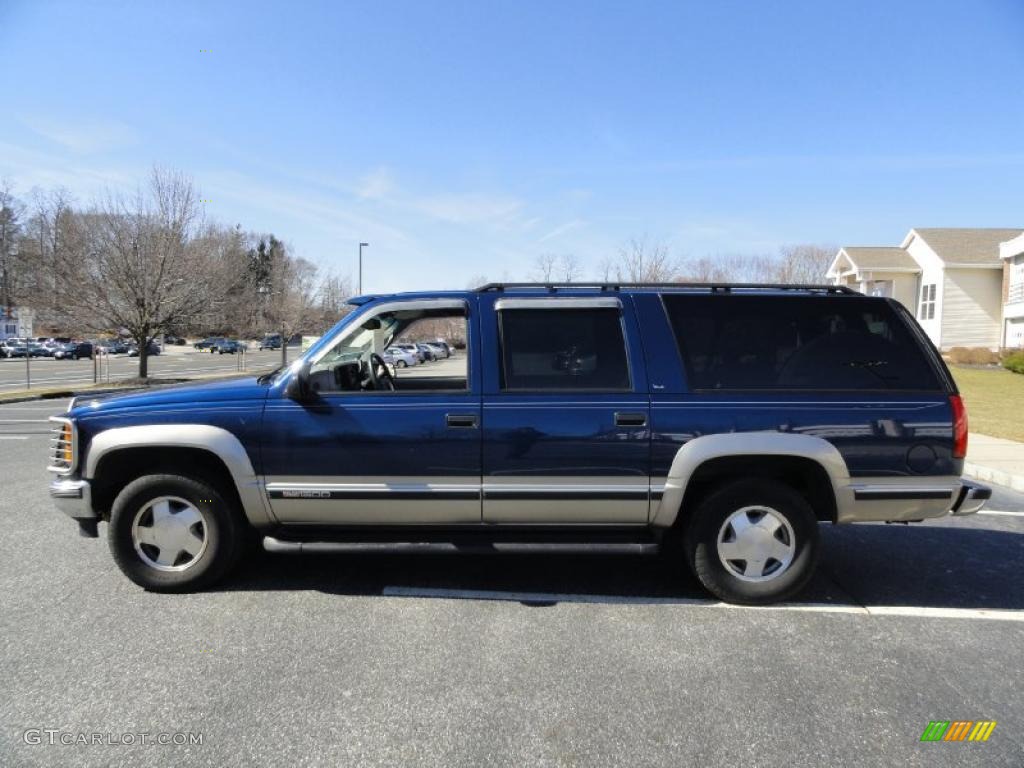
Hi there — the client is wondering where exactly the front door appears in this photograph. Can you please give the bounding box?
[261,298,482,524]
[479,294,651,524]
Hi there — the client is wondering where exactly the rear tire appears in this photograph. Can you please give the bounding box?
[108,474,246,592]
[684,479,819,605]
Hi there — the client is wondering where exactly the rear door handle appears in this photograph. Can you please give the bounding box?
[614,412,647,427]
[446,413,478,429]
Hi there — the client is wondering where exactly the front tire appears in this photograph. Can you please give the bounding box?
[108,474,246,592]
[684,479,819,605]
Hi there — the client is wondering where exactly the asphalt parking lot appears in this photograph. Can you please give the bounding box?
[0,346,283,392]
[1,398,1022,767]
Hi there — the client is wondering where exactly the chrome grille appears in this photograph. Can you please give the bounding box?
[48,417,76,474]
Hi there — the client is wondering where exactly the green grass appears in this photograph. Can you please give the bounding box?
[951,365,1024,443]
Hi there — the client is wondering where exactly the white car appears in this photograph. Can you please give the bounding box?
[385,347,419,368]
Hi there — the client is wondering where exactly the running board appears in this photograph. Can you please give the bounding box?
[264,538,660,555]
[263,524,662,553]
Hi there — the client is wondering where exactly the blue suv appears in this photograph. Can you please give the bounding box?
[48,282,991,604]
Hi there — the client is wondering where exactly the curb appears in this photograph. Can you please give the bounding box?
[964,461,1024,494]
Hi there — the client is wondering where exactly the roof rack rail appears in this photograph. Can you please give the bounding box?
[474,282,860,295]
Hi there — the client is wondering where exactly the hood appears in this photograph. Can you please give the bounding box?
[69,376,270,417]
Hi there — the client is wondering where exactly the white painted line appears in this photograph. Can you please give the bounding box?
[0,435,29,440]
[0,419,52,423]
[381,587,1024,622]
[977,510,1024,517]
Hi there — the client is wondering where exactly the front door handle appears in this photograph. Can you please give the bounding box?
[614,412,647,427]
[446,413,478,429]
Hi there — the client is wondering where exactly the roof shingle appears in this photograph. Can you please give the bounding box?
[912,228,1024,265]
[841,247,919,271]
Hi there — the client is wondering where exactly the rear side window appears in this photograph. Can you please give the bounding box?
[662,294,943,391]
[499,308,631,391]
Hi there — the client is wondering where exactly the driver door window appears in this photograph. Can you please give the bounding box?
[308,308,468,394]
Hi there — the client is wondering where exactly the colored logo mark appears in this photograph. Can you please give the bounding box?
[920,721,996,742]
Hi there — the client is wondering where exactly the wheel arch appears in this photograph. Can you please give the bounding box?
[84,425,274,528]
[653,433,850,528]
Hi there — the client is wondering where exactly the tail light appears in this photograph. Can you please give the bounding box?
[950,394,968,460]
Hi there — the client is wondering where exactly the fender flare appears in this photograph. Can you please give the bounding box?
[651,432,851,527]
[84,424,275,528]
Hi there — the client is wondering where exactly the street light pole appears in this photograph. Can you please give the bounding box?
[359,242,369,295]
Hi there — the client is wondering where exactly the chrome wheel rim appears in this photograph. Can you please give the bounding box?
[716,505,796,582]
[131,496,208,572]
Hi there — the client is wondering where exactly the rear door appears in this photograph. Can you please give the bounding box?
[479,293,652,524]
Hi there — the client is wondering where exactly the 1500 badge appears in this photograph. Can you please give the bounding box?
[280,490,332,499]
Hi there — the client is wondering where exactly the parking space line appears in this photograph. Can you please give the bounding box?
[0,435,30,440]
[977,510,1024,517]
[381,586,1024,621]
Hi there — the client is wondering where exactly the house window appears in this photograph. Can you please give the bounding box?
[918,284,936,321]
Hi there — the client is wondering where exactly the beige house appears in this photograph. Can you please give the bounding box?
[828,228,1023,351]
[1001,232,1024,348]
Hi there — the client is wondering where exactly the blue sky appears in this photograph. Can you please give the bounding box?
[2,0,1023,291]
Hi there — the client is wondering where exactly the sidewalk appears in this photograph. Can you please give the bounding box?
[965,433,1024,493]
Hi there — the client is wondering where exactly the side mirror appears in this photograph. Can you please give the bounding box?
[285,360,311,401]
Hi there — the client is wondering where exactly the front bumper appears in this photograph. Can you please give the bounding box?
[950,478,992,516]
[49,478,97,536]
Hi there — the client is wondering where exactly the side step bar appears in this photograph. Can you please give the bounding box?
[263,524,663,554]
[264,538,660,555]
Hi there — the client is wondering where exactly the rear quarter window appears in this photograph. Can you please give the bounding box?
[661,294,943,391]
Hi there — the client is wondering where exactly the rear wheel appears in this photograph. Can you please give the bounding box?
[684,479,819,605]
[108,474,246,592]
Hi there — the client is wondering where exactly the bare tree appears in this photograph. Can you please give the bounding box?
[678,253,775,283]
[60,168,231,377]
[559,254,583,282]
[314,271,354,331]
[773,244,836,284]
[614,238,678,282]
[531,253,559,282]
[261,243,319,366]
[0,181,25,315]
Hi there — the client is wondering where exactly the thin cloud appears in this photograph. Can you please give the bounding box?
[413,193,524,224]
[538,219,585,243]
[356,167,396,200]
[18,115,139,154]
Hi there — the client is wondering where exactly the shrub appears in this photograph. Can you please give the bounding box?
[947,347,971,364]
[947,347,998,365]
[1004,351,1024,375]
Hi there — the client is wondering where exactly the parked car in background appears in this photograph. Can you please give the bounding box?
[385,347,419,368]
[394,343,425,362]
[415,343,435,361]
[194,337,225,351]
[53,341,94,360]
[259,334,282,350]
[163,334,187,345]
[1,340,27,358]
[127,341,161,357]
[27,342,50,357]
[96,340,129,355]
[433,339,454,356]
[424,342,449,359]
[213,339,246,354]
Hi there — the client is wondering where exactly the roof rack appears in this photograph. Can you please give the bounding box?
[474,282,860,295]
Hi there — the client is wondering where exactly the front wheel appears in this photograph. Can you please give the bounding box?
[684,479,819,605]
[108,474,247,592]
